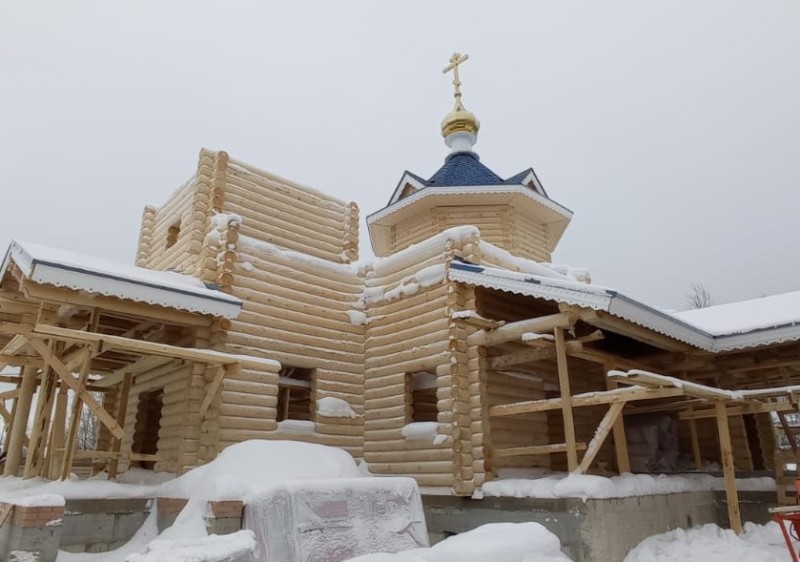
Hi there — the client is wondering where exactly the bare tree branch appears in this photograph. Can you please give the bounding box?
[686,283,714,309]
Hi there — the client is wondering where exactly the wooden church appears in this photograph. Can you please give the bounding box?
[2,53,800,532]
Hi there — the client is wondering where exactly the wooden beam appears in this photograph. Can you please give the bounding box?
[493,442,587,459]
[489,346,555,370]
[108,373,133,479]
[30,324,270,370]
[0,401,12,424]
[25,337,124,441]
[70,450,162,462]
[489,386,685,417]
[199,364,226,417]
[569,347,659,374]
[278,376,312,389]
[0,335,29,356]
[778,413,799,456]
[0,354,42,368]
[60,348,93,480]
[3,366,37,475]
[688,418,703,470]
[555,327,579,471]
[679,401,796,420]
[467,313,572,347]
[606,376,630,474]
[46,381,69,479]
[587,312,692,352]
[715,401,742,534]
[576,401,626,474]
[24,341,59,478]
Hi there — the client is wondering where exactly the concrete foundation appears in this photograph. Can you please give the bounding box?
[59,498,152,554]
[0,504,64,562]
[423,491,776,562]
[1,490,773,560]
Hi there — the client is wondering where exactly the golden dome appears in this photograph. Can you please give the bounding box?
[441,99,480,138]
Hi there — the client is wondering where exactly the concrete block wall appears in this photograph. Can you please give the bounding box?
[0,503,64,562]
[157,497,243,535]
[59,498,151,554]
[423,491,776,562]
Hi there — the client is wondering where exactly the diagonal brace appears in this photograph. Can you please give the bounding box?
[25,336,124,440]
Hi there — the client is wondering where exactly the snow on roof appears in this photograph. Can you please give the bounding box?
[674,290,800,336]
[449,261,800,352]
[1,240,241,319]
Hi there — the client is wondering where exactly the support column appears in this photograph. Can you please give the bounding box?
[606,372,630,474]
[46,382,69,479]
[689,418,703,470]
[59,348,92,480]
[555,327,578,472]
[108,373,133,479]
[4,367,38,476]
[716,400,742,534]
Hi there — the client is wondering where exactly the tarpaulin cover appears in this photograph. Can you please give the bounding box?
[244,477,428,562]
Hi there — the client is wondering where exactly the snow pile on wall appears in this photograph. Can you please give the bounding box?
[159,440,363,501]
[318,396,359,419]
[0,468,174,503]
[54,441,368,561]
[623,522,790,562]
[479,471,775,501]
[344,522,572,562]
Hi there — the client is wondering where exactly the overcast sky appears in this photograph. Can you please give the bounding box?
[1,0,798,311]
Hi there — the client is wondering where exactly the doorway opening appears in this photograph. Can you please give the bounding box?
[131,389,163,470]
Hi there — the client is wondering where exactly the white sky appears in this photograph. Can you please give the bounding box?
[1,0,798,311]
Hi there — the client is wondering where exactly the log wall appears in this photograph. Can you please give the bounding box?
[486,370,550,471]
[136,149,228,275]
[386,205,552,264]
[362,228,482,490]
[224,156,358,264]
[107,358,191,474]
[213,207,365,458]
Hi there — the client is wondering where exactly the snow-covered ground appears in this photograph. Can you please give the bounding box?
[345,522,571,562]
[623,521,793,562]
[0,441,786,562]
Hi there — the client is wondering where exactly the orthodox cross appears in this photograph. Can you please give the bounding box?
[443,53,470,104]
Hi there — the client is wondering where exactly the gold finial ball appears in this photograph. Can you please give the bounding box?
[441,106,480,138]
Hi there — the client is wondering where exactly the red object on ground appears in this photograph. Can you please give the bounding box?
[773,510,800,562]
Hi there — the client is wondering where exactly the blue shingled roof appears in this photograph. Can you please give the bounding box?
[387,153,547,205]
[427,152,505,186]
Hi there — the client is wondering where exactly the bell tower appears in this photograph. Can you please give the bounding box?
[367,53,572,262]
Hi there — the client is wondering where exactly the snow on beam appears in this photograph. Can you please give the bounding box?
[608,369,739,401]
[467,312,572,347]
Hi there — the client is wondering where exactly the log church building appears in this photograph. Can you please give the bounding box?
[1,53,800,535]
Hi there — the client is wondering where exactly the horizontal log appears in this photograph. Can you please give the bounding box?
[490,386,685,417]
[468,313,572,347]
[493,442,587,458]
[367,461,452,474]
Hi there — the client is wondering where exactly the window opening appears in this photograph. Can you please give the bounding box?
[277,367,314,422]
[406,371,438,423]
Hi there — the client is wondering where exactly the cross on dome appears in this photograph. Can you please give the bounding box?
[440,52,480,151]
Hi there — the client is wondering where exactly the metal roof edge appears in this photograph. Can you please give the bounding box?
[368,184,574,225]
